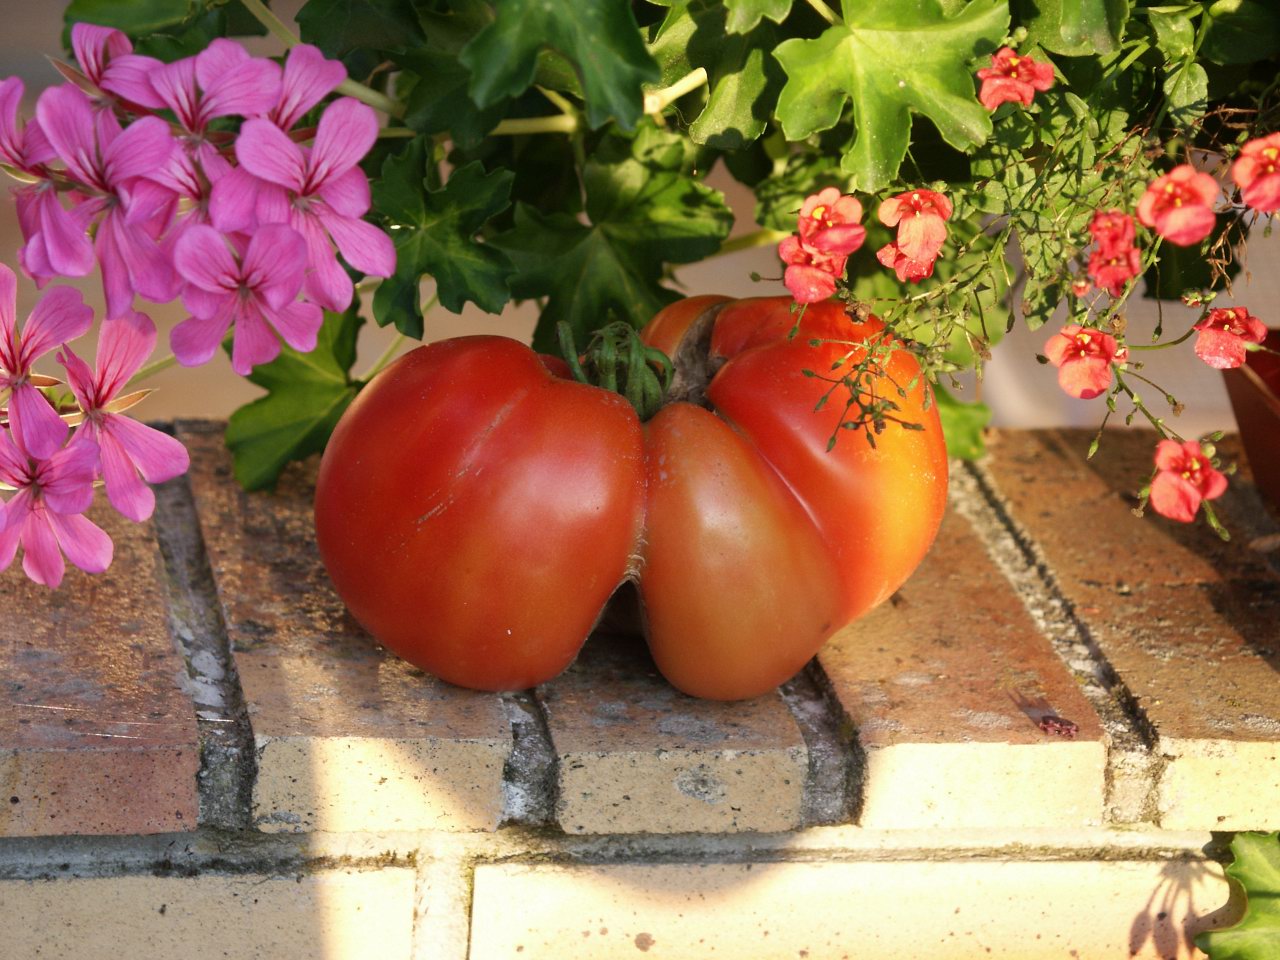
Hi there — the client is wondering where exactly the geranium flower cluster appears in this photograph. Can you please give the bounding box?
[0,24,394,586]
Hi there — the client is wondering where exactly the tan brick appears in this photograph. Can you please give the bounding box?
[0,503,199,837]
[539,631,807,834]
[0,868,415,960]
[822,508,1106,829]
[178,425,510,833]
[470,860,1234,959]
[981,430,1280,829]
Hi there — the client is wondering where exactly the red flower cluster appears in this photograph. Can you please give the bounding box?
[1193,306,1267,370]
[1149,440,1227,523]
[876,189,951,282]
[976,47,1054,111]
[1085,209,1142,297]
[1136,164,1218,247]
[780,187,866,303]
[1232,132,1280,213]
[1043,325,1127,399]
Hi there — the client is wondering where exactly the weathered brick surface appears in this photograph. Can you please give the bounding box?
[539,629,808,834]
[822,507,1107,829]
[469,859,1233,959]
[0,504,199,837]
[178,424,510,833]
[0,868,415,959]
[980,429,1280,829]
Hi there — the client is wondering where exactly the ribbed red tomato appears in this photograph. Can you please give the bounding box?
[314,295,948,699]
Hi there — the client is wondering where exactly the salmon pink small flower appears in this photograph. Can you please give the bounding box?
[797,187,866,256]
[1232,132,1280,214]
[878,189,952,263]
[1149,439,1227,523]
[1043,324,1127,399]
[1192,306,1267,370]
[0,264,94,459]
[1136,164,1219,247]
[1088,209,1136,253]
[976,47,1054,111]
[0,428,112,588]
[1085,209,1142,296]
[57,312,190,522]
[875,241,936,283]
[779,234,845,303]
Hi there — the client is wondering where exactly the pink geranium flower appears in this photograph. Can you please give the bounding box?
[0,428,112,588]
[878,189,952,262]
[779,234,845,303]
[797,187,866,256]
[0,264,94,459]
[1136,164,1219,247]
[70,23,167,112]
[172,223,323,375]
[218,97,395,311]
[1149,439,1227,523]
[34,84,179,316]
[1192,306,1267,370]
[58,312,190,522]
[1043,324,1127,399]
[977,48,1054,111]
[269,43,347,131]
[1231,132,1280,214]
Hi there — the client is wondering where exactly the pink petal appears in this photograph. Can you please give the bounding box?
[317,166,371,218]
[57,341,97,412]
[35,85,99,187]
[1056,356,1112,399]
[8,382,70,460]
[103,115,174,185]
[273,44,346,130]
[197,41,282,120]
[316,207,396,278]
[100,54,167,110]
[19,506,65,587]
[39,437,98,514]
[98,426,155,522]
[103,414,189,483]
[0,428,28,487]
[0,488,30,563]
[783,264,836,304]
[47,508,113,575]
[0,76,25,167]
[181,284,231,321]
[261,299,322,354]
[1194,327,1248,370]
[1149,471,1200,523]
[173,223,240,293]
[34,188,95,277]
[895,213,947,262]
[296,211,353,311]
[236,118,306,191]
[308,98,377,191]
[230,304,282,375]
[149,57,202,130]
[95,311,157,399]
[71,23,131,86]
[99,210,179,314]
[171,308,233,368]
[18,285,93,364]
[242,223,307,309]
[1155,204,1215,247]
[0,261,14,345]
[208,166,265,233]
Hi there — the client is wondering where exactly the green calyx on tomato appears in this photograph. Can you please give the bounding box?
[314,295,949,700]
[556,320,674,422]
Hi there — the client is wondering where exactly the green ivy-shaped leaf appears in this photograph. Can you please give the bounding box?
[1164,62,1209,128]
[296,0,426,58]
[1197,832,1280,959]
[773,0,1008,192]
[1017,0,1131,56]
[1148,9,1195,61]
[725,0,792,34]
[492,126,732,352]
[372,138,514,337]
[225,304,364,491]
[1202,0,1280,65]
[459,0,659,131]
[649,0,785,150]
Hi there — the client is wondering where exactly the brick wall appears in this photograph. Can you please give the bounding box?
[1,424,1276,959]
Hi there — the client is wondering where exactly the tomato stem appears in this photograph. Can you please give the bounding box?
[557,321,674,421]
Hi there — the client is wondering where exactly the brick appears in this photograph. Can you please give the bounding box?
[178,424,510,833]
[469,859,1233,959]
[821,507,1106,829]
[0,868,415,960]
[981,429,1280,830]
[539,629,808,834]
[0,504,199,837]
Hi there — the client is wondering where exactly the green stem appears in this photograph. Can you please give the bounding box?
[715,228,792,256]
[803,0,840,25]
[490,114,578,136]
[377,127,418,139]
[238,0,298,48]
[642,68,709,115]
[361,333,407,382]
[1125,326,1197,351]
[125,352,179,389]
[490,69,710,137]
